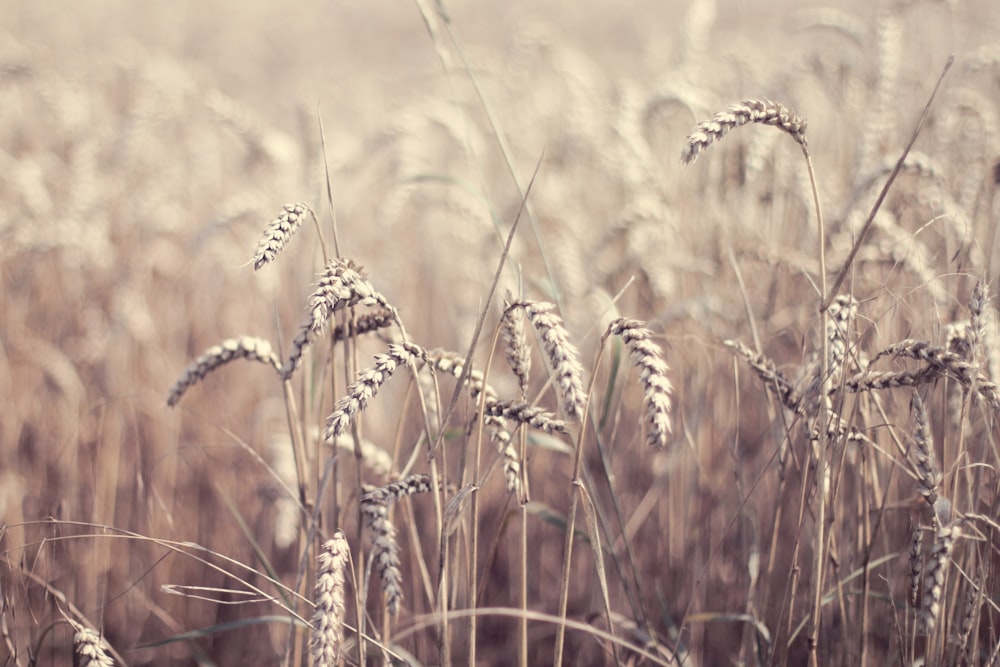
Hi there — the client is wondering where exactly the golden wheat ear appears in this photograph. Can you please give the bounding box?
[681,98,807,164]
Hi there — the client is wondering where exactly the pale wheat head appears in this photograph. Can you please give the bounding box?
[681,98,807,164]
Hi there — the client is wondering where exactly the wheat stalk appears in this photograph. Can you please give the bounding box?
[310,530,349,667]
[167,336,280,407]
[681,98,807,164]
[605,318,673,448]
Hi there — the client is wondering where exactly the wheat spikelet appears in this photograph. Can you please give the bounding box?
[680,98,807,164]
[515,301,588,420]
[167,336,280,407]
[360,475,433,614]
[252,203,311,271]
[323,342,424,442]
[70,621,114,667]
[919,519,963,634]
[606,318,673,447]
[910,393,942,506]
[501,293,531,396]
[310,530,349,667]
[280,260,393,380]
[483,399,567,435]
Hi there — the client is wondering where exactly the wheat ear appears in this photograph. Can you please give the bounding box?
[681,98,807,164]
[310,530,349,667]
[514,300,588,420]
[910,393,942,507]
[282,259,393,381]
[919,519,963,634]
[605,318,673,447]
[167,336,280,407]
[323,342,425,442]
[360,475,434,614]
[70,621,114,667]
[501,293,531,395]
[252,203,312,270]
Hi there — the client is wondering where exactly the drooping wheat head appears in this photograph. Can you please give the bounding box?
[514,300,588,421]
[323,342,425,442]
[501,293,531,396]
[681,98,807,164]
[167,336,281,407]
[360,475,434,615]
[282,259,394,381]
[605,318,673,447]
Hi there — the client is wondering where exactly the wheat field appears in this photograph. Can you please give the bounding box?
[3,0,1000,665]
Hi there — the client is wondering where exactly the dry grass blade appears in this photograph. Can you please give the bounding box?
[606,318,673,448]
[167,336,281,407]
[681,98,807,164]
[323,342,425,441]
[252,203,312,271]
[310,531,349,667]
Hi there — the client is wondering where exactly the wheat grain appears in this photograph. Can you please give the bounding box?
[323,342,424,442]
[310,530,349,667]
[252,203,311,271]
[606,318,673,447]
[681,98,807,164]
[167,336,280,407]
[515,301,588,420]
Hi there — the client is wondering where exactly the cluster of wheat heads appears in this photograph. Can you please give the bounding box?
[684,80,1000,663]
[159,200,676,665]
